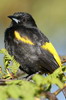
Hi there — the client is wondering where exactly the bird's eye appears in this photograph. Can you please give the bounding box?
[22,18,26,22]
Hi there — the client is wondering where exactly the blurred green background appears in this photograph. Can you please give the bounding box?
[0,0,66,100]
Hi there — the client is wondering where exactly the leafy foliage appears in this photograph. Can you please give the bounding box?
[0,48,66,100]
[0,49,20,78]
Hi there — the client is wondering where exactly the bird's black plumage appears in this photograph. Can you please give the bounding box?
[4,12,61,75]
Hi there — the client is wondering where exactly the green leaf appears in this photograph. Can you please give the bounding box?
[7,85,22,99]
[6,80,38,100]
[0,49,20,75]
[0,87,7,100]
[20,81,37,100]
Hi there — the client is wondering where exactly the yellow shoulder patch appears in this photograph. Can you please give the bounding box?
[14,31,34,45]
[41,42,61,67]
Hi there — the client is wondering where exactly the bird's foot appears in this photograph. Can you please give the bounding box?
[25,71,41,81]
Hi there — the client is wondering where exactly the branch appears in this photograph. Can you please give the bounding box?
[0,79,6,85]
[40,91,58,100]
[60,56,66,63]
[54,84,66,98]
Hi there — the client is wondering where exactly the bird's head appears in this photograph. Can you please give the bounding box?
[8,12,37,27]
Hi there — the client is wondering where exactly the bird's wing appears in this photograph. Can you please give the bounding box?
[40,42,61,67]
[14,27,61,70]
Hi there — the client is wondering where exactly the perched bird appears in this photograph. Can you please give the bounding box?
[4,12,61,76]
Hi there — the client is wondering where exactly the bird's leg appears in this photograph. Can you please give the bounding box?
[25,71,41,81]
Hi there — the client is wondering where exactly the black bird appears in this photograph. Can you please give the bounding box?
[4,12,61,76]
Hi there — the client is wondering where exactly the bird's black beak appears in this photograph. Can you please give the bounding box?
[8,15,19,23]
[8,15,14,19]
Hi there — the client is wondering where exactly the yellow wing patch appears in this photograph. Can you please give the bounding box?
[14,31,34,45]
[41,42,61,67]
